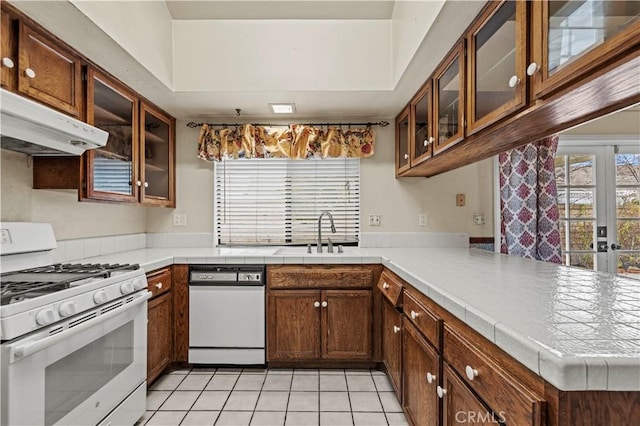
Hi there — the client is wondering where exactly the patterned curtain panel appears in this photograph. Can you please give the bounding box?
[198,124,375,161]
[499,135,562,264]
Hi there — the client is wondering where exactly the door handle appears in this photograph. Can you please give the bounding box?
[611,244,621,251]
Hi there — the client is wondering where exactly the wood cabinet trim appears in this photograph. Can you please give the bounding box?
[433,40,466,154]
[267,264,374,289]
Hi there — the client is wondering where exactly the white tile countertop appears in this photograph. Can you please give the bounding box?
[70,246,640,392]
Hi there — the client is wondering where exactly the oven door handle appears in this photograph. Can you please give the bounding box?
[9,291,151,364]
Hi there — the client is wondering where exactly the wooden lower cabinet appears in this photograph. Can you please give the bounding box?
[267,289,372,362]
[382,298,403,397]
[442,363,501,425]
[147,291,172,384]
[403,319,440,426]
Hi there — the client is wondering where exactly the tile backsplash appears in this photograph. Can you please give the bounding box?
[359,232,469,248]
[52,233,147,263]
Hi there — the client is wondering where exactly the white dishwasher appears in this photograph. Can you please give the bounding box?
[188,265,265,365]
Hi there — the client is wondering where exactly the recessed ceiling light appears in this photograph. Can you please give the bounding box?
[269,103,296,114]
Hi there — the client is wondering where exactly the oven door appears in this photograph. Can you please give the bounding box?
[1,291,150,426]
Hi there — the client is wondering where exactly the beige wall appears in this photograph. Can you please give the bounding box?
[146,120,494,237]
[1,149,146,240]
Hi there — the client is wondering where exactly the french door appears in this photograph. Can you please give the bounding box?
[555,138,640,279]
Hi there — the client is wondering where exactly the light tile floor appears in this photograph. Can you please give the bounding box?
[139,368,410,426]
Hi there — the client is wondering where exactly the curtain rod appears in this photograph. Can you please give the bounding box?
[186,120,389,128]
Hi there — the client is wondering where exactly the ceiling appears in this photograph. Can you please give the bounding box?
[9,0,486,121]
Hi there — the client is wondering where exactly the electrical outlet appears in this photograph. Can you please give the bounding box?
[173,213,187,227]
[368,214,381,226]
[0,229,11,244]
[419,213,428,226]
[473,213,485,225]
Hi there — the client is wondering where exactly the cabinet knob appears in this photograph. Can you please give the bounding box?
[404,154,409,160]
[508,75,521,88]
[393,325,400,334]
[437,385,447,398]
[24,67,36,79]
[136,180,142,187]
[314,301,320,308]
[423,139,429,147]
[426,372,436,384]
[526,62,540,76]
[410,310,419,320]
[429,137,435,144]
[465,365,479,381]
[382,282,389,289]
[144,182,149,188]
[1,57,14,69]
[155,283,163,289]
[321,301,328,308]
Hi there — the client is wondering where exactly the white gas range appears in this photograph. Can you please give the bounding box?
[0,222,149,426]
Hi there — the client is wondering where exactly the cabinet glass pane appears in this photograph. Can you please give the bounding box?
[413,93,430,158]
[437,57,460,144]
[398,116,409,167]
[92,79,134,195]
[548,1,640,75]
[474,1,517,121]
[144,111,170,199]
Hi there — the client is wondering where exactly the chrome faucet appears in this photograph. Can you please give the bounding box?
[317,210,336,253]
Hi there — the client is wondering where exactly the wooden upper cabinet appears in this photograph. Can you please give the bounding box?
[433,41,465,154]
[140,102,176,207]
[84,67,139,203]
[395,105,411,176]
[530,0,640,99]
[467,0,528,136]
[1,10,17,89]
[17,22,82,117]
[410,81,434,167]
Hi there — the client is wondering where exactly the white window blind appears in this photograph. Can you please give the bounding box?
[215,158,360,246]
[93,157,133,194]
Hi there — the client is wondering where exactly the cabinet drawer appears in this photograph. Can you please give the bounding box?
[443,325,545,426]
[147,268,172,299]
[268,265,373,289]
[377,270,403,306]
[403,290,440,349]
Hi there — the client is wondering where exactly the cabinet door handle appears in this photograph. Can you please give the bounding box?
[24,68,36,79]
[2,57,14,68]
[404,154,409,160]
[508,75,521,88]
[423,139,429,147]
[526,62,540,76]
[144,182,149,188]
[426,372,436,384]
[393,325,400,334]
[155,283,163,289]
[321,301,328,308]
[437,385,447,398]
[410,310,419,320]
[136,180,142,187]
[465,365,479,381]
[314,301,320,308]
[429,137,435,144]
[382,282,389,289]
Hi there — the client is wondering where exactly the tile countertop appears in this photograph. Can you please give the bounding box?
[72,247,640,392]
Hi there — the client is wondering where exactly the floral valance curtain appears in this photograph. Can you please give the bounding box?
[198,124,375,161]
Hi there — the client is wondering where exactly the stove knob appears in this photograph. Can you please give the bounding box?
[133,278,147,291]
[36,308,56,326]
[120,280,134,294]
[94,290,108,305]
[58,301,77,317]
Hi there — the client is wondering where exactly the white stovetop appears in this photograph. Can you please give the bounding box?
[51,246,640,392]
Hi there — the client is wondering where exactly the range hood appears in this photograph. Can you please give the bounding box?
[0,88,108,155]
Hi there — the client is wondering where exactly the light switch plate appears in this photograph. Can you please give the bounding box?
[419,213,428,226]
[173,213,187,227]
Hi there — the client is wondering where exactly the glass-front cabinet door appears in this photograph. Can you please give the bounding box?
[531,0,640,98]
[140,102,175,207]
[410,81,433,167]
[396,106,411,176]
[467,0,527,135]
[85,68,139,203]
[433,42,465,154]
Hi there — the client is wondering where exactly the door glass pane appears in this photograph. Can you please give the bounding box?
[413,92,430,158]
[616,154,640,184]
[398,115,409,168]
[569,189,595,217]
[144,111,170,199]
[474,1,517,121]
[568,154,594,184]
[92,79,134,195]
[617,189,640,218]
[437,57,460,143]
[548,1,640,75]
[569,220,594,250]
[45,322,134,426]
[555,155,567,185]
[617,220,640,249]
[571,253,594,269]
[618,253,640,279]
